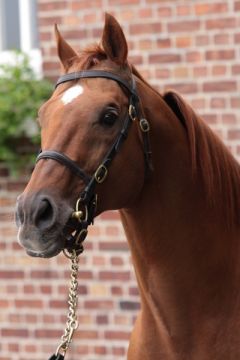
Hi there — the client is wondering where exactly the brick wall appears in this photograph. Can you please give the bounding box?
[0,1,240,359]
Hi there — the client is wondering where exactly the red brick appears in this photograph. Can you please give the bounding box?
[25,314,38,323]
[42,315,55,323]
[186,51,202,62]
[206,50,235,61]
[38,1,67,11]
[2,329,29,337]
[104,330,130,340]
[71,0,102,10]
[130,22,162,35]
[196,35,210,46]
[193,66,208,77]
[212,65,227,76]
[176,36,192,48]
[214,34,230,44]
[157,38,171,48]
[168,20,200,32]
[0,271,24,279]
[43,62,58,71]
[234,33,240,43]
[203,114,217,125]
[203,81,237,92]
[109,0,139,4]
[164,83,198,94]
[232,65,240,74]
[49,300,66,308]
[84,300,114,309]
[111,256,124,266]
[157,6,172,17]
[191,98,206,110]
[8,343,19,352]
[112,346,126,356]
[99,241,129,251]
[195,3,228,15]
[222,114,237,125]
[138,8,152,18]
[206,18,236,30]
[94,346,107,355]
[23,285,35,294]
[177,5,192,16]
[76,330,99,339]
[96,315,109,324]
[30,270,59,279]
[38,16,62,26]
[149,53,181,64]
[99,271,131,281]
[211,98,226,108]
[34,329,62,338]
[231,97,240,108]
[15,300,43,308]
[24,344,37,353]
[228,130,240,140]
[129,286,139,296]
[62,30,87,40]
[40,285,52,294]
[120,301,140,310]
[0,300,9,308]
[234,1,240,10]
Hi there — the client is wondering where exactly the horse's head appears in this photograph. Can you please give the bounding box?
[16,14,148,258]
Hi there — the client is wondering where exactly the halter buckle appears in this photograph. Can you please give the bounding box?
[94,164,108,184]
[140,118,150,132]
[129,104,137,121]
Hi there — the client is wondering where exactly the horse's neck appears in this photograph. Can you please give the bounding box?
[120,80,240,342]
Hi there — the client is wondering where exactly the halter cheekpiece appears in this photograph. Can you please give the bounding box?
[36,70,151,254]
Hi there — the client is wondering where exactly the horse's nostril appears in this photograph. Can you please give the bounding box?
[34,198,55,230]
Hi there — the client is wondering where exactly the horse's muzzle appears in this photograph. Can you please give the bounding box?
[15,192,72,258]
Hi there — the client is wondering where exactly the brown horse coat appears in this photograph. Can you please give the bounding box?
[16,14,240,359]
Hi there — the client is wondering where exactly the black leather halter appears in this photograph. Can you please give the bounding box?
[36,70,151,254]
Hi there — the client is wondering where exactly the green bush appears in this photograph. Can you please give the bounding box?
[0,51,53,173]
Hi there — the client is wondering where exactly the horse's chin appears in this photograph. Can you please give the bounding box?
[25,243,63,258]
[17,217,77,258]
[17,227,65,259]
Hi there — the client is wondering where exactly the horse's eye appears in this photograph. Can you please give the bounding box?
[100,109,119,127]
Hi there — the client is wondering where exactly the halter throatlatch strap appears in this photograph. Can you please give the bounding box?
[36,70,152,255]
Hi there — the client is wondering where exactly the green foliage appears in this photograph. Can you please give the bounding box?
[0,51,52,173]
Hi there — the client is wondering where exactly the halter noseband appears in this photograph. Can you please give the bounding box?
[36,70,151,254]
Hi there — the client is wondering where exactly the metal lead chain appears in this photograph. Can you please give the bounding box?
[55,250,79,358]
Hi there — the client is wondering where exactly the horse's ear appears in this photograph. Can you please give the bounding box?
[101,13,128,66]
[54,24,78,71]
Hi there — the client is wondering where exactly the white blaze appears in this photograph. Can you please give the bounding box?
[61,85,84,105]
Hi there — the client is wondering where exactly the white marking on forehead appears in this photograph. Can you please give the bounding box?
[61,85,84,105]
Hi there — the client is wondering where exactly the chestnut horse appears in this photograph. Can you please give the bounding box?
[16,14,240,359]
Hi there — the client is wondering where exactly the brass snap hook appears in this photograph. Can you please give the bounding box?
[71,198,88,223]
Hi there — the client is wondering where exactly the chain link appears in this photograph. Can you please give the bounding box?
[56,249,79,357]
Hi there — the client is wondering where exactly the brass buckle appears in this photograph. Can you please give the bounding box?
[94,164,108,183]
[129,104,137,121]
[140,118,150,132]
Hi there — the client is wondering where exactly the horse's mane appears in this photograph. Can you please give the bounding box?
[73,49,240,228]
[131,66,240,228]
